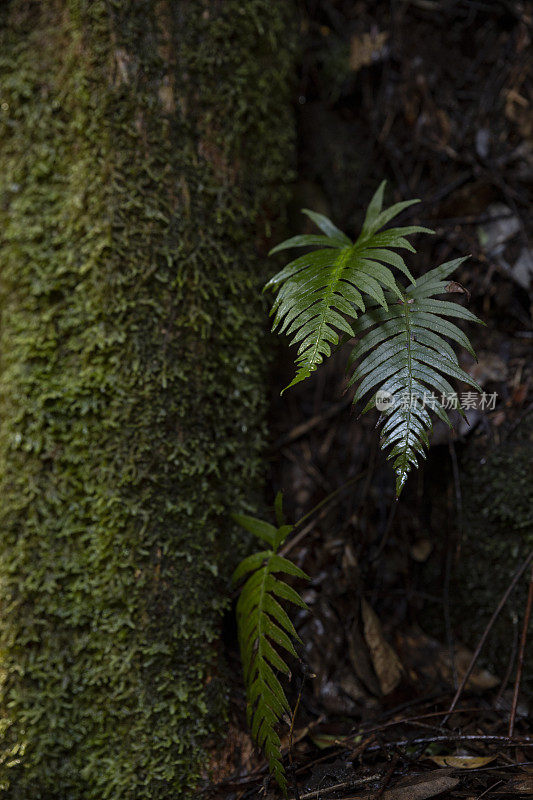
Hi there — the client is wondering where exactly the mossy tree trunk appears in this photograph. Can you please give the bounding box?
[0,1,295,796]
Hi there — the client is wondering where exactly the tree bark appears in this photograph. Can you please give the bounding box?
[0,1,296,796]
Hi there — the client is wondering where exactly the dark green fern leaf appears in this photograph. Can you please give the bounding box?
[232,500,309,794]
[348,258,483,496]
[265,182,432,392]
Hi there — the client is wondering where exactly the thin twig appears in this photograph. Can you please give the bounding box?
[443,549,533,725]
[270,396,353,452]
[288,680,305,766]
[494,611,519,708]
[434,211,516,227]
[295,735,375,777]
[445,438,462,690]
[347,706,485,741]
[287,765,301,800]
[507,401,533,437]
[366,733,533,752]
[443,540,457,690]
[281,471,365,557]
[369,500,397,562]
[508,564,533,737]
[448,438,463,536]
[374,753,399,800]
[294,471,366,530]
[475,781,504,800]
[291,772,382,800]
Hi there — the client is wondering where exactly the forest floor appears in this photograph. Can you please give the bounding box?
[205,2,532,798]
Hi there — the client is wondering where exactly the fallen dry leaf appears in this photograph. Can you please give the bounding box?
[361,599,403,695]
[309,732,351,750]
[511,382,529,406]
[382,769,459,800]
[492,410,506,427]
[468,351,507,386]
[410,539,433,562]
[500,775,533,794]
[428,754,496,769]
[396,627,499,692]
[338,666,370,703]
[347,617,382,697]
[446,281,471,301]
[350,30,389,72]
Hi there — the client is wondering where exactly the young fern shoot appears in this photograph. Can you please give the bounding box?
[232,497,309,794]
[265,181,431,392]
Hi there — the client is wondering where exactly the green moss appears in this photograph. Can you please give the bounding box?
[0,0,296,796]
[452,413,533,687]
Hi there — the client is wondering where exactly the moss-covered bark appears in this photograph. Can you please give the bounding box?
[452,414,533,691]
[0,1,296,796]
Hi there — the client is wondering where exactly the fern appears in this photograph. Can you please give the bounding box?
[232,497,309,794]
[347,258,483,495]
[265,181,431,392]
[266,185,483,495]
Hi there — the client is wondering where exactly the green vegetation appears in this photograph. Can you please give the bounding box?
[232,497,309,795]
[455,413,533,688]
[265,183,482,494]
[347,260,482,494]
[266,181,430,392]
[0,0,296,796]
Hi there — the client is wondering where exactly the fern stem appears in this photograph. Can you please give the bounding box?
[288,681,303,766]
[307,247,352,370]
[397,296,414,495]
[293,471,366,529]
[255,562,270,688]
[281,471,366,558]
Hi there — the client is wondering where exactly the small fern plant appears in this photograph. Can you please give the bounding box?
[266,182,483,495]
[232,495,309,794]
[266,180,431,392]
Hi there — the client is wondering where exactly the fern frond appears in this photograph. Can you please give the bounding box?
[265,182,432,392]
[348,258,483,496]
[232,500,309,794]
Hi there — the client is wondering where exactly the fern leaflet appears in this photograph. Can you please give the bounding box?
[232,500,309,794]
[347,258,483,496]
[265,181,431,392]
